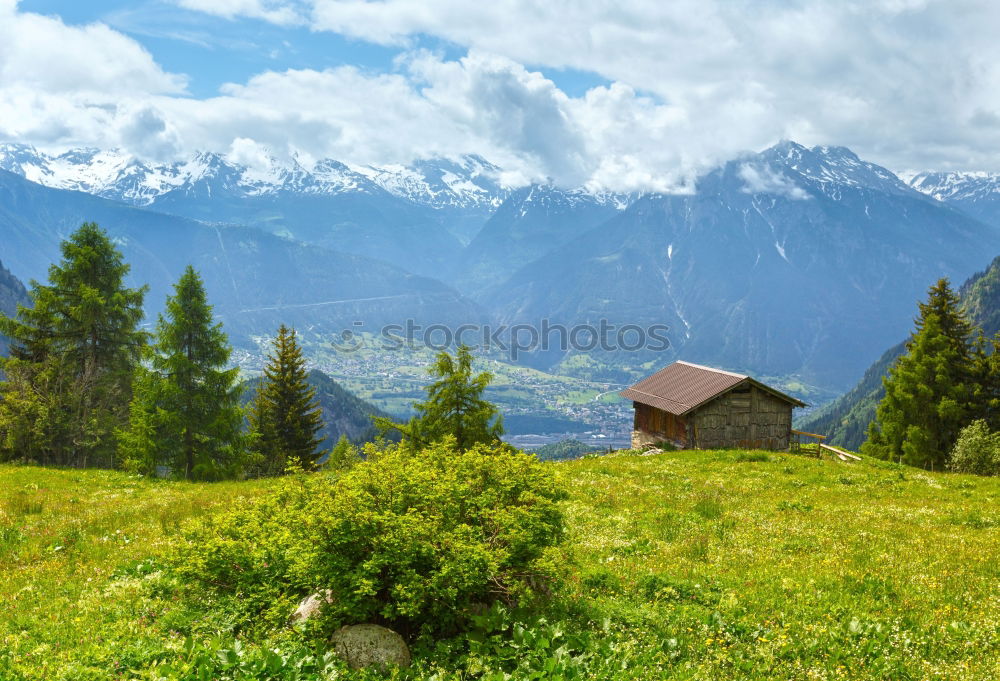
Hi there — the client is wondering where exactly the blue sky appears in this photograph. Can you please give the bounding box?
[20,0,609,99]
[3,0,1000,189]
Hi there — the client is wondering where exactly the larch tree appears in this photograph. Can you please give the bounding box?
[377,344,503,451]
[247,325,325,475]
[0,223,146,467]
[142,265,244,480]
[862,278,976,469]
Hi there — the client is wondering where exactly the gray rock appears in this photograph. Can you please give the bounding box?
[289,590,334,625]
[330,623,411,670]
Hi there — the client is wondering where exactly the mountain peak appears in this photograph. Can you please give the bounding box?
[753,141,911,196]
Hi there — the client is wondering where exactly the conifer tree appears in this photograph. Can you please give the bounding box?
[377,344,503,451]
[145,266,244,480]
[247,325,324,474]
[0,223,146,466]
[971,331,1000,430]
[863,278,976,469]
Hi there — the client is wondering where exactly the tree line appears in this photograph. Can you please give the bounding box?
[0,222,507,479]
[0,223,329,479]
[863,278,1000,473]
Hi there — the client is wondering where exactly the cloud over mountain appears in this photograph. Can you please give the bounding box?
[2,0,1000,189]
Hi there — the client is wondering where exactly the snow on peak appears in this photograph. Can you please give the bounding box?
[0,145,519,209]
[349,155,509,209]
[905,171,1000,202]
[758,141,911,197]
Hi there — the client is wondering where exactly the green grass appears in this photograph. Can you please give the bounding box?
[3,451,1000,679]
[0,467,270,680]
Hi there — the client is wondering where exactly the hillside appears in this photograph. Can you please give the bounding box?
[0,260,28,356]
[3,451,999,679]
[799,254,1000,449]
[307,369,393,447]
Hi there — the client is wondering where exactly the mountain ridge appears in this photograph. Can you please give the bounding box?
[0,168,485,346]
[484,141,1000,388]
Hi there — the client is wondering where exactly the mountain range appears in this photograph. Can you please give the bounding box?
[482,142,1000,387]
[0,167,483,342]
[905,171,1000,229]
[2,141,1000,399]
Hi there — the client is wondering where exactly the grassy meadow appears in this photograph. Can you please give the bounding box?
[2,450,999,680]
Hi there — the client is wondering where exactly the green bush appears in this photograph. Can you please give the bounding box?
[173,438,567,636]
[950,419,1000,476]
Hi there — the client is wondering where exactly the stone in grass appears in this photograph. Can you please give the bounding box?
[289,590,335,625]
[330,623,411,670]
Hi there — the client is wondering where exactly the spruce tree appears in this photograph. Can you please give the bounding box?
[247,325,324,475]
[971,331,1000,430]
[863,278,976,469]
[149,266,244,480]
[0,223,146,466]
[378,344,503,451]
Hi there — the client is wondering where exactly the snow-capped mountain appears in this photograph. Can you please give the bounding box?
[484,141,1000,387]
[751,141,915,198]
[351,156,508,211]
[906,170,1000,202]
[904,171,1000,228]
[0,143,510,212]
[5,138,999,392]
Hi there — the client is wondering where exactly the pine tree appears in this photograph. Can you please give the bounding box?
[0,223,146,467]
[863,279,976,469]
[327,434,361,470]
[116,366,162,476]
[971,331,1000,430]
[148,266,244,480]
[377,344,503,451]
[247,325,324,475]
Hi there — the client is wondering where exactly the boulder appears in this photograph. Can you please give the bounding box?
[330,623,411,670]
[289,590,334,625]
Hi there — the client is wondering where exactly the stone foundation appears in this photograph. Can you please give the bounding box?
[631,429,684,450]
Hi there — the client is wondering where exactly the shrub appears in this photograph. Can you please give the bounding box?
[950,420,1000,476]
[173,438,567,636]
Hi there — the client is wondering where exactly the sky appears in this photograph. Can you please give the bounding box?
[2,0,1000,190]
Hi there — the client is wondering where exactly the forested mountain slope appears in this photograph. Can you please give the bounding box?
[798,255,1000,448]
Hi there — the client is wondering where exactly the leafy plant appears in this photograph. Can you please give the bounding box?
[950,419,1000,475]
[174,438,567,636]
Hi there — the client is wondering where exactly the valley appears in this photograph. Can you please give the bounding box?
[2,141,1000,442]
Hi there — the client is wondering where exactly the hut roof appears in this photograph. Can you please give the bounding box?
[619,361,806,416]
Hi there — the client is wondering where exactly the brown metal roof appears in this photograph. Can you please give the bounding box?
[619,360,806,415]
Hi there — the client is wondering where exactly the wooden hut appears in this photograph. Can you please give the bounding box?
[620,361,806,450]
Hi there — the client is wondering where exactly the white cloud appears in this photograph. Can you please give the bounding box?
[0,1,186,96]
[3,0,1000,189]
[117,105,183,161]
[174,0,305,25]
[302,0,1000,173]
[738,164,810,200]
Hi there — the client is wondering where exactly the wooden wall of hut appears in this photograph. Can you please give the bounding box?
[690,384,792,450]
[633,402,688,447]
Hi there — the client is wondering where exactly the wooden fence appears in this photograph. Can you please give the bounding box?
[790,429,825,456]
[790,429,861,462]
